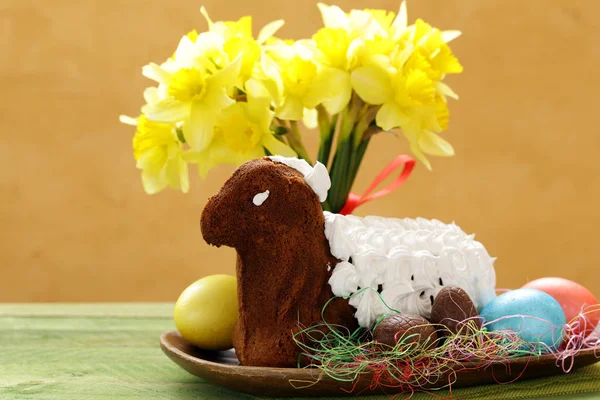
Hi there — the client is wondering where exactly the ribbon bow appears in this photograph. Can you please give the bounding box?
[339,155,416,216]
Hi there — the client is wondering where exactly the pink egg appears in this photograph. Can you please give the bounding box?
[522,277,599,337]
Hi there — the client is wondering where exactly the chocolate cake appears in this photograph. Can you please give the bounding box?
[201,158,356,367]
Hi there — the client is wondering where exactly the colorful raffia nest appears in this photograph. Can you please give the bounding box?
[292,294,600,396]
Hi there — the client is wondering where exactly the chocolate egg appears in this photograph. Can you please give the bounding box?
[373,314,438,349]
[430,286,481,335]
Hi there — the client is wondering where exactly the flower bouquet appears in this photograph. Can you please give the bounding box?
[121,1,462,213]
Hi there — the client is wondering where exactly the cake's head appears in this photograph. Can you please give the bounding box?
[201,157,327,249]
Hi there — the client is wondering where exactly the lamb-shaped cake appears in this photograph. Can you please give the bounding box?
[201,156,497,367]
[201,157,357,367]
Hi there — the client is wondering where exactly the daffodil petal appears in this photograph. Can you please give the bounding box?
[317,3,349,30]
[376,102,409,131]
[200,6,215,29]
[209,55,242,88]
[436,82,459,100]
[141,170,167,194]
[391,0,408,41]
[245,97,274,131]
[143,87,160,104]
[142,63,171,85]
[119,115,138,126]
[262,134,297,157]
[235,146,265,165]
[418,130,455,157]
[185,101,216,151]
[136,146,162,170]
[392,43,414,68]
[178,158,190,193]
[257,19,285,44]
[183,149,214,179]
[204,86,235,111]
[142,98,190,123]
[351,65,392,105]
[321,78,352,114]
[164,155,181,191]
[276,97,304,120]
[409,140,431,170]
[173,35,199,68]
[245,79,268,99]
[402,129,432,170]
[305,68,350,110]
[302,108,318,129]
[441,30,462,43]
[195,31,225,55]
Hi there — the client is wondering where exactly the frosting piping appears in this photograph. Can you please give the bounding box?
[325,212,497,328]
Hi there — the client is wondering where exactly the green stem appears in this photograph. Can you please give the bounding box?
[353,106,377,148]
[316,105,335,168]
[348,137,371,188]
[328,139,353,213]
[327,103,361,213]
[287,120,313,164]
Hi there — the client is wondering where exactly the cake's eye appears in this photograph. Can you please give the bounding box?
[252,190,270,206]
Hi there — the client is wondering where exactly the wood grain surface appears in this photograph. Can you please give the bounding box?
[160,330,600,397]
[1,0,599,301]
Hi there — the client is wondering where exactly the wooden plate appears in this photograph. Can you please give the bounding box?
[160,330,600,397]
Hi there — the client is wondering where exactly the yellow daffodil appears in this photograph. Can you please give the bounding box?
[310,3,411,113]
[395,97,454,169]
[351,60,433,130]
[310,28,353,113]
[248,44,345,120]
[141,33,242,152]
[351,55,453,168]
[402,19,463,82]
[185,96,296,177]
[121,114,189,194]
[317,3,388,40]
[200,7,284,83]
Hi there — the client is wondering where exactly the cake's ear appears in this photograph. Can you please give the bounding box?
[201,158,322,248]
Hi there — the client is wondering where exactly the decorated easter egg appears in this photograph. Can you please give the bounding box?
[373,314,438,349]
[522,277,599,337]
[480,288,566,350]
[174,275,238,350]
[430,286,481,336]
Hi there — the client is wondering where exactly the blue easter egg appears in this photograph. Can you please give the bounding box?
[480,288,566,351]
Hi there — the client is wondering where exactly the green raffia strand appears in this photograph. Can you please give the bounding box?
[293,287,555,392]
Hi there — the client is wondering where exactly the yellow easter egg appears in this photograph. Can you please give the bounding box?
[173,274,238,350]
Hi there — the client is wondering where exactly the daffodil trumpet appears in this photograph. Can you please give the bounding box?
[121,2,462,214]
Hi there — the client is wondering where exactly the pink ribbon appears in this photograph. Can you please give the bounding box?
[339,155,416,215]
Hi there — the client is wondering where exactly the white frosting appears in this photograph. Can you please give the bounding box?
[252,190,270,206]
[268,156,331,202]
[325,212,497,328]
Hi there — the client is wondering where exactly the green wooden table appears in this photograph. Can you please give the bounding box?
[1,303,600,400]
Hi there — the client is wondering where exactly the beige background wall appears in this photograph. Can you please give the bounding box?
[1,0,599,302]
